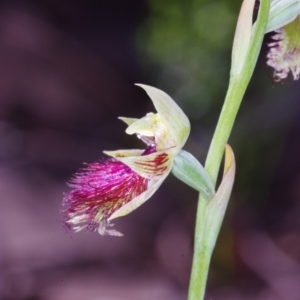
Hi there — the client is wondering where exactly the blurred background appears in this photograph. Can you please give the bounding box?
[0,0,300,299]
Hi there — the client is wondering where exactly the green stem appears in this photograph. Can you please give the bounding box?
[187,0,270,299]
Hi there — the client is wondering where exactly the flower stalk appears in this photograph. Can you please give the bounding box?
[187,0,271,299]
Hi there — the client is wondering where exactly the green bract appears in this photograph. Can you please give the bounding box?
[231,0,256,76]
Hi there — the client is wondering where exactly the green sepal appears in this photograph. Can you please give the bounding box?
[171,150,215,198]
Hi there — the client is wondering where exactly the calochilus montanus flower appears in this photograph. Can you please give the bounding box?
[62,84,190,236]
[265,0,300,81]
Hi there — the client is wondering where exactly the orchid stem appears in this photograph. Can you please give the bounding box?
[187,0,271,299]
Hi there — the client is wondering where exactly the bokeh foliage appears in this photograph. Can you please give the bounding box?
[137,0,240,121]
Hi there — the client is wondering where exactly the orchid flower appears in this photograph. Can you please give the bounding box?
[265,0,300,81]
[62,84,190,236]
